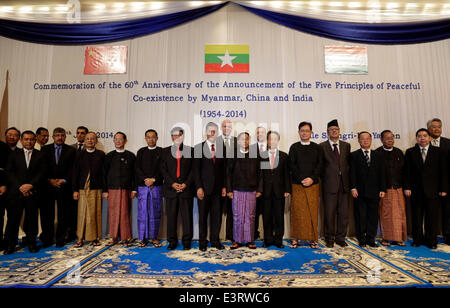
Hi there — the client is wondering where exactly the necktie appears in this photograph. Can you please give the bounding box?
[56,146,61,165]
[333,143,340,162]
[270,151,275,170]
[260,144,264,153]
[421,148,427,162]
[211,144,216,163]
[433,139,439,147]
[25,150,32,168]
[225,137,230,148]
[176,146,181,178]
[78,143,83,151]
[364,150,370,166]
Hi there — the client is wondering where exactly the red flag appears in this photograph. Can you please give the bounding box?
[84,46,127,74]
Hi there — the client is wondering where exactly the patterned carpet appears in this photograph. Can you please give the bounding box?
[0,238,448,288]
[346,238,450,287]
[0,242,108,288]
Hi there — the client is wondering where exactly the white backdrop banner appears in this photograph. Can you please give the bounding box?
[1,4,449,238]
[1,4,449,153]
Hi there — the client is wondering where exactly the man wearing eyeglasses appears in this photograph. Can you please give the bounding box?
[427,118,450,245]
[161,127,194,251]
[319,120,351,248]
[40,127,76,248]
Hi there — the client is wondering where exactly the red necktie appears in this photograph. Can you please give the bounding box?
[176,146,181,178]
[211,144,216,163]
[270,151,275,170]
[333,143,340,162]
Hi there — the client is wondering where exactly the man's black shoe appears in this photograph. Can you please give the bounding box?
[212,243,225,250]
[167,243,177,250]
[336,241,348,247]
[4,246,15,255]
[29,244,39,253]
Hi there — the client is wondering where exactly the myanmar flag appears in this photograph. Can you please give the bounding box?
[205,45,249,73]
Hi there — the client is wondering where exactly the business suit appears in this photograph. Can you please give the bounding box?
[350,149,386,245]
[0,141,11,249]
[404,144,448,247]
[71,142,85,152]
[434,137,450,243]
[4,148,46,251]
[320,140,351,244]
[249,142,268,240]
[161,143,194,249]
[40,143,76,246]
[261,149,291,246]
[216,134,237,241]
[217,135,237,159]
[194,140,226,249]
[70,142,85,243]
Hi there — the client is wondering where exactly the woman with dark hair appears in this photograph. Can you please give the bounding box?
[226,132,263,250]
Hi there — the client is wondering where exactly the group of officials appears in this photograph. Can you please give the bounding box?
[0,118,449,255]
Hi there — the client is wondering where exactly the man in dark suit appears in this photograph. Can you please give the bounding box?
[161,127,195,250]
[4,131,46,254]
[350,131,386,247]
[0,140,10,250]
[261,131,290,248]
[216,120,237,242]
[427,118,450,245]
[404,128,448,249]
[71,126,88,152]
[194,122,226,251]
[249,126,268,240]
[40,127,76,247]
[320,120,351,248]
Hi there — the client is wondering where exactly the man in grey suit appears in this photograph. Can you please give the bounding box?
[71,126,88,152]
[427,118,450,245]
[319,120,351,248]
[216,120,237,242]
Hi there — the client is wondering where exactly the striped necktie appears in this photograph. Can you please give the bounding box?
[421,147,427,163]
[364,150,370,166]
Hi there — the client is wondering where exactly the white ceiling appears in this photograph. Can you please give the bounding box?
[0,1,448,23]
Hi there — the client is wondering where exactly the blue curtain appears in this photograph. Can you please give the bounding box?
[0,1,449,45]
[0,2,227,45]
[239,4,450,45]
